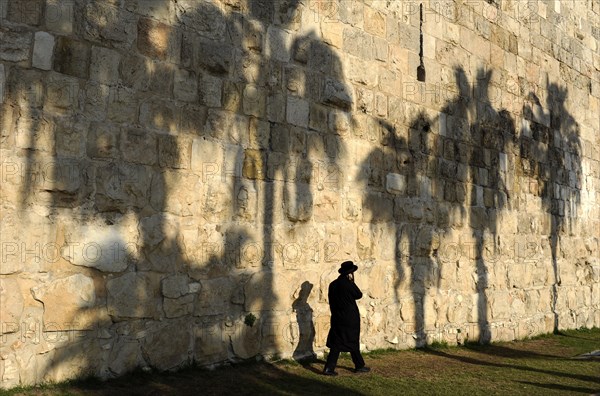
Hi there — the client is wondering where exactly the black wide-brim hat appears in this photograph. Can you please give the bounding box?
[338,260,358,275]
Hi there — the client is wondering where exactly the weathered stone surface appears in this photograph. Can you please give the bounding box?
[0,63,5,104]
[142,321,192,371]
[203,109,249,144]
[191,137,224,175]
[164,294,195,318]
[286,96,309,128]
[32,32,55,70]
[120,128,157,166]
[162,274,191,299]
[195,277,233,316]
[53,37,90,79]
[1,0,599,388]
[31,274,97,329]
[96,163,151,211]
[106,85,138,123]
[87,121,119,159]
[243,84,266,117]
[343,28,373,59]
[174,68,198,102]
[139,100,178,133]
[158,135,192,169]
[266,26,293,62]
[323,79,353,110]
[0,28,32,62]
[44,72,79,111]
[90,46,120,85]
[137,213,185,272]
[137,18,172,61]
[7,0,43,25]
[386,173,407,194]
[107,272,162,319]
[45,0,74,34]
[61,224,131,273]
[0,279,24,333]
[175,0,226,41]
[284,182,313,222]
[82,2,137,47]
[108,338,145,376]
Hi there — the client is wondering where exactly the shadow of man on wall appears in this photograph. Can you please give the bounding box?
[292,281,316,361]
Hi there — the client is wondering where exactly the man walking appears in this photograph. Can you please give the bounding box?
[323,261,370,376]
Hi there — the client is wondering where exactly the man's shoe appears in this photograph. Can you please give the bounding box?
[323,369,338,376]
[354,366,371,373]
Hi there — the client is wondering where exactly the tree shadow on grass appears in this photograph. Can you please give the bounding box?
[515,380,600,394]
[66,361,367,396]
[462,343,568,360]
[422,348,600,385]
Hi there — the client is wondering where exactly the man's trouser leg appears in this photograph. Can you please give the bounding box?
[325,347,341,371]
[350,350,365,369]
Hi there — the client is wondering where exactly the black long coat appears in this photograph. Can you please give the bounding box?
[326,275,363,352]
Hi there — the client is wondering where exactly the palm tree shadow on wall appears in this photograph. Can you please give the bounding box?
[359,65,524,346]
[359,109,444,347]
[520,82,582,333]
[8,0,351,385]
[467,68,516,343]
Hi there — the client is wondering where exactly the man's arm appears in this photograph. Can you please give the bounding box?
[350,281,363,300]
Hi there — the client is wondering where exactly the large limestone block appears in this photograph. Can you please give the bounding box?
[81,2,137,47]
[139,100,178,133]
[32,32,55,70]
[199,181,233,224]
[228,317,261,360]
[1,353,21,389]
[284,182,313,222]
[195,277,233,316]
[193,319,227,364]
[31,274,97,329]
[95,163,151,211]
[323,78,353,110]
[0,28,32,62]
[108,338,145,376]
[191,137,224,175]
[203,109,249,144]
[164,294,195,318]
[0,279,24,334]
[52,37,90,79]
[7,0,43,25]
[40,336,104,384]
[120,128,157,166]
[107,272,162,319]
[137,17,172,61]
[490,291,511,320]
[162,274,192,299]
[142,321,192,371]
[175,0,226,41]
[150,171,205,217]
[137,214,186,273]
[367,262,394,300]
[266,26,293,62]
[90,46,120,85]
[61,224,132,273]
[261,313,295,355]
[45,0,73,34]
[0,213,23,274]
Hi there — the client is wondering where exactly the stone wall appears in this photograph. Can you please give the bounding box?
[1,0,599,388]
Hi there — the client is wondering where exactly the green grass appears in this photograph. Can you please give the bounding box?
[2,328,599,396]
